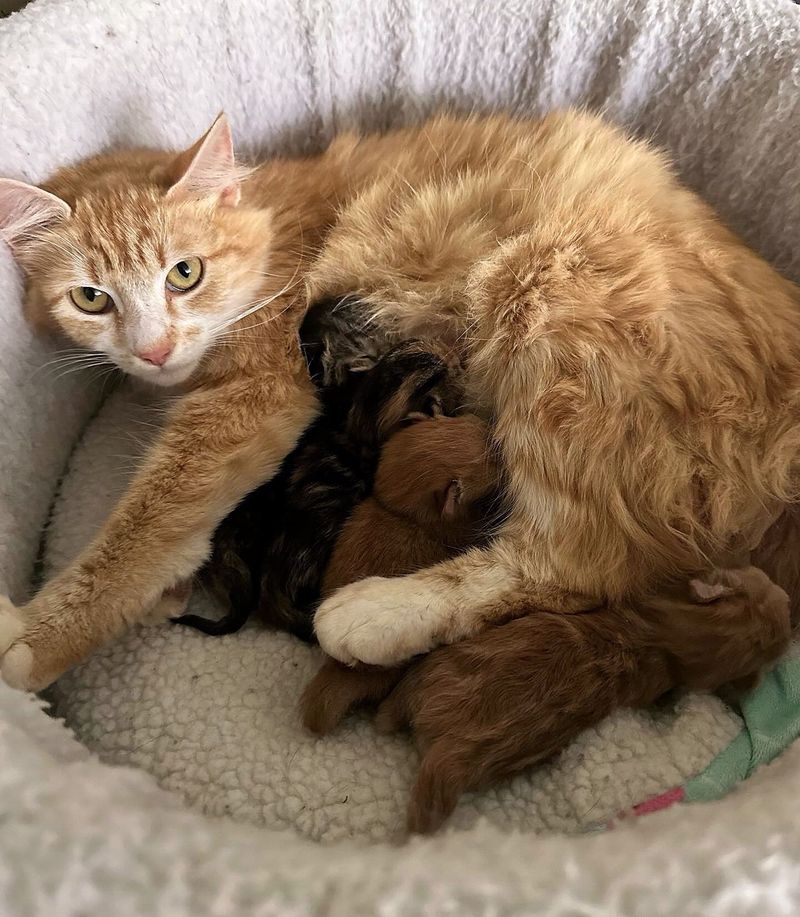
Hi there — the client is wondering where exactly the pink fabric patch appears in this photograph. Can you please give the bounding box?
[606,786,686,830]
[631,785,685,816]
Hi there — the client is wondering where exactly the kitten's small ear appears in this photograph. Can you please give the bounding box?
[0,178,71,250]
[689,578,736,604]
[438,479,463,519]
[167,113,241,207]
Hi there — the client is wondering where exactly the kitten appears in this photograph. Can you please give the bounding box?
[0,111,797,703]
[302,411,501,736]
[176,325,463,641]
[304,574,789,835]
[323,413,501,595]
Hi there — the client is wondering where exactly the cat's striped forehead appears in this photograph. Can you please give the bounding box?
[69,186,170,275]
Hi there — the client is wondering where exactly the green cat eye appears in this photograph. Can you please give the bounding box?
[69,286,113,314]
[166,257,203,292]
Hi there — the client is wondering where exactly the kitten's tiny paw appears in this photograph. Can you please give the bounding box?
[142,581,193,625]
[314,577,440,666]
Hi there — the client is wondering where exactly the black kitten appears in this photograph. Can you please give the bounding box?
[175,298,462,641]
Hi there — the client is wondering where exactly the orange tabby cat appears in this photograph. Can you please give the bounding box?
[0,110,798,690]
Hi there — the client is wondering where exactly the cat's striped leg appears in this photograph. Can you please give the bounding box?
[0,377,317,691]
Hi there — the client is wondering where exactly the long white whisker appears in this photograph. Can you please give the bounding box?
[209,259,305,336]
[49,360,115,382]
[212,300,298,352]
[32,352,108,375]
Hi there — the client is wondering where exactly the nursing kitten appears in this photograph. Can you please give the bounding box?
[323,413,501,595]
[177,315,462,640]
[385,566,790,833]
[0,111,798,696]
[305,578,789,835]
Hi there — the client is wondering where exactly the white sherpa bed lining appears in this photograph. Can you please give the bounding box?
[0,0,799,914]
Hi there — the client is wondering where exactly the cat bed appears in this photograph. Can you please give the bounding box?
[1,0,799,912]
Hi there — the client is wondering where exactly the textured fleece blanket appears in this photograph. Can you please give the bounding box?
[1,0,800,913]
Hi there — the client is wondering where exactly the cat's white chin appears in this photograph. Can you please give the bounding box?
[128,358,199,388]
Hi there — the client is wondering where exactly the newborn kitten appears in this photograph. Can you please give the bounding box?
[323,414,501,595]
[376,569,790,833]
[176,307,461,640]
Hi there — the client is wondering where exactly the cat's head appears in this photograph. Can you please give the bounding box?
[0,115,272,386]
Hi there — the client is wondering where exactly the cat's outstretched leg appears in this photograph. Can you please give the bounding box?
[314,536,592,666]
[0,378,317,691]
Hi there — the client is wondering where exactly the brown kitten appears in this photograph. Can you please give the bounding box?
[303,569,790,833]
[322,414,501,595]
[302,412,500,737]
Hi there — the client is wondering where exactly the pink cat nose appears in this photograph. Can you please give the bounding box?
[136,340,174,367]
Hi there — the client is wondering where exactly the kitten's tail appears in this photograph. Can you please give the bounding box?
[172,607,251,637]
[172,549,257,637]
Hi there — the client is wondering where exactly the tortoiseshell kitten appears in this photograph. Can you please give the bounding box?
[175,298,462,641]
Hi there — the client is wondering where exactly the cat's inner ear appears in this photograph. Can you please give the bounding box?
[167,113,241,207]
[0,178,71,251]
[438,479,463,519]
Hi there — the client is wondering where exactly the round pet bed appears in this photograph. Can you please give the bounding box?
[1,0,799,913]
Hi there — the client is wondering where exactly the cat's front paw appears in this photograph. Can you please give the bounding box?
[0,595,31,690]
[314,576,442,666]
[0,595,82,692]
[0,596,25,655]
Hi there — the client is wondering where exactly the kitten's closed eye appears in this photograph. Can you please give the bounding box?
[400,393,446,427]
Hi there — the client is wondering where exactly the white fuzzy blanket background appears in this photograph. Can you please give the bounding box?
[1,0,799,914]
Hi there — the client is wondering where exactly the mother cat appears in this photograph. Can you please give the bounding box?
[0,110,798,690]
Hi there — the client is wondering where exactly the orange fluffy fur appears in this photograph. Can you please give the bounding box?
[0,110,797,691]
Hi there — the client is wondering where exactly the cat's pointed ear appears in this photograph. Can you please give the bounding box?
[0,178,71,250]
[167,113,241,207]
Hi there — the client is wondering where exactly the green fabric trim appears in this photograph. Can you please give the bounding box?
[685,655,800,803]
